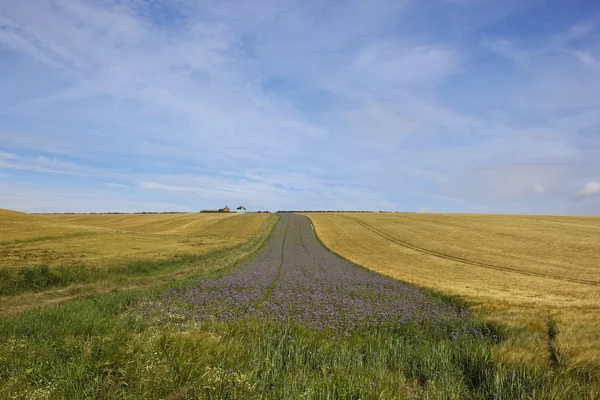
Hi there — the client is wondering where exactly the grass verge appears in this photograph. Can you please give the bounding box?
[1,289,595,398]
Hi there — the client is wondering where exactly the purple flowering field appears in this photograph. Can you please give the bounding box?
[138,213,483,337]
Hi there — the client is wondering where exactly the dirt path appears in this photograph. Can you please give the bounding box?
[145,214,480,333]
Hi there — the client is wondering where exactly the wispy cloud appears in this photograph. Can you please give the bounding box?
[0,152,117,179]
[575,51,600,68]
[1,0,599,214]
[575,181,600,200]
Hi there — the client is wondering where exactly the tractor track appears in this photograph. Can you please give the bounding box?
[261,217,288,302]
[343,215,600,287]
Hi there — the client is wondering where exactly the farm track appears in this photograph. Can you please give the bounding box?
[261,217,288,302]
[149,213,479,332]
[343,215,600,287]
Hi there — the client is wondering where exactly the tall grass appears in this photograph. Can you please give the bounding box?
[0,247,246,296]
[0,292,596,399]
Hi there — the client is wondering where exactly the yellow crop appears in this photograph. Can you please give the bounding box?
[1,209,269,268]
[0,209,275,314]
[304,212,600,368]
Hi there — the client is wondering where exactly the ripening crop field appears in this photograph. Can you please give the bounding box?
[1,210,263,268]
[0,209,275,313]
[303,213,600,380]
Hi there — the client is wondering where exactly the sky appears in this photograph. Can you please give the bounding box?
[0,0,599,214]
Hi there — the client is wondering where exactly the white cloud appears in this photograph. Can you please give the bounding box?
[0,152,18,159]
[483,39,531,65]
[0,152,134,182]
[139,170,394,211]
[102,182,129,188]
[575,51,600,68]
[461,163,572,202]
[353,43,460,84]
[533,184,546,194]
[0,1,599,214]
[0,180,191,213]
[576,181,600,199]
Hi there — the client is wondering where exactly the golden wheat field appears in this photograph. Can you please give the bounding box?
[1,209,269,268]
[0,209,276,314]
[304,212,600,368]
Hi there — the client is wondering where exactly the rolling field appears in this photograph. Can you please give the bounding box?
[44,213,242,235]
[0,209,276,313]
[1,210,263,268]
[303,212,600,372]
[2,213,583,399]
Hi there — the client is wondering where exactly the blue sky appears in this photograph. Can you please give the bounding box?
[0,0,599,214]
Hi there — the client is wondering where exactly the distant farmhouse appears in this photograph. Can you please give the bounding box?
[200,205,231,213]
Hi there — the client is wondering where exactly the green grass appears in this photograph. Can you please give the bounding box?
[1,289,596,399]
[0,264,596,398]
